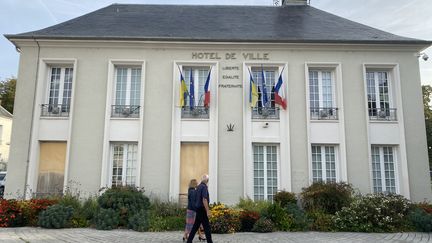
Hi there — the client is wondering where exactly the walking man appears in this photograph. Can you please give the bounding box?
[187,174,213,243]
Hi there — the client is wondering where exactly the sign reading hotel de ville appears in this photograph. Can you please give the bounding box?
[191,52,270,88]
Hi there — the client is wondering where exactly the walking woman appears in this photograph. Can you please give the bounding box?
[183,179,205,242]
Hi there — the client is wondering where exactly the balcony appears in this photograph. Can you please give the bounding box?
[310,107,338,120]
[111,105,140,118]
[369,108,397,121]
[181,106,209,119]
[252,107,280,120]
[40,104,70,117]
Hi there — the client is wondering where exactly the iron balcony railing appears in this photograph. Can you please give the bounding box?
[252,107,280,120]
[310,107,339,120]
[111,105,140,118]
[369,108,397,121]
[40,104,70,117]
[181,106,209,119]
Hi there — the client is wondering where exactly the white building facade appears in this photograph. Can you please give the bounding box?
[5,2,432,203]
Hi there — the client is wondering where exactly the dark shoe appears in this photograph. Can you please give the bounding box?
[198,236,206,241]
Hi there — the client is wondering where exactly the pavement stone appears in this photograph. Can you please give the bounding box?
[0,228,430,243]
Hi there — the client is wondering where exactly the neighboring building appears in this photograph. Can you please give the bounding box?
[4,1,432,203]
[0,104,12,171]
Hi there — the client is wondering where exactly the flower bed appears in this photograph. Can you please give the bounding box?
[0,182,431,233]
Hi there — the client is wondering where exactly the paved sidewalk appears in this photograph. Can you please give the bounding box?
[0,228,430,242]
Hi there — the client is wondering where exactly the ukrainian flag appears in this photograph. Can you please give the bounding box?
[250,74,259,108]
[179,72,188,107]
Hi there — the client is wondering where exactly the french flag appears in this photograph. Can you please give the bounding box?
[274,68,287,110]
[204,68,212,108]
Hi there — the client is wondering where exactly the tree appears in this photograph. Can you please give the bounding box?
[422,85,432,171]
[0,77,16,114]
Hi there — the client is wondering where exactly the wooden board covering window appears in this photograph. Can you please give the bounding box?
[179,142,209,201]
[36,142,66,196]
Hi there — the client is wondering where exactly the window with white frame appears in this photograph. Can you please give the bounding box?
[253,144,278,201]
[112,67,142,118]
[308,70,337,120]
[311,145,337,182]
[42,67,73,117]
[181,66,210,119]
[111,143,138,187]
[371,146,397,193]
[366,71,396,121]
[251,67,279,119]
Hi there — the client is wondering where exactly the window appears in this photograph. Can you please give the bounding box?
[251,68,279,119]
[181,67,210,119]
[371,146,397,193]
[41,67,73,117]
[111,143,138,187]
[311,145,337,182]
[366,71,396,121]
[112,67,141,118]
[253,144,278,201]
[308,70,338,120]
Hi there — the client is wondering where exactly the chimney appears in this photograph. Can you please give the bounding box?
[282,0,308,5]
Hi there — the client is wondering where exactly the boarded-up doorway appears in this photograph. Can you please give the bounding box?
[179,142,209,205]
[36,142,67,196]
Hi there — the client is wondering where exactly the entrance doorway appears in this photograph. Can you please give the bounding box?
[179,142,209,205]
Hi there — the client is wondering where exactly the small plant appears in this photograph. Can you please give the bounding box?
[333,193,411,232]
[209,203,241,234]
[38,204,74,229]
[236,198,272,215]
[0,199,24,227]
[285,203,309,231]
[252,218,274,233]
[307,210,334,231]
[301,181,354,214]
[239,210,260,232]
[19,198,57,226]
[98,186,150,226]
[80,197,99,221]
[408,207,432,232]
[261,203,293,231]
[148,215,184,231]
[128,210,149,232]
[94,208,119,230]
[274,191,297,208]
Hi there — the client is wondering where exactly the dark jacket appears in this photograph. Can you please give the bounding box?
[187,187,197,211]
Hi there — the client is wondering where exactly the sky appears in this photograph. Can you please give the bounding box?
[0,0,431,84]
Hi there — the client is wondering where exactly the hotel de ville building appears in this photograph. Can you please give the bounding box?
[4,0,432,204]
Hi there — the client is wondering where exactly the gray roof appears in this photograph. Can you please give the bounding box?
[5,4,431,45]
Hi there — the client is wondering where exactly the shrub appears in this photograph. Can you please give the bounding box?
[148,215,184,231]
[128,210,149,232]
[80,197,98,221]
[239,210,260,232]
[333,193,411,232]
[301,181,353,214]
[0,199,24,227]
[149,199,184,218]
[307,210,334,231]
[252,218,274,233]
[285,203,309,231]
[261,203,293,231]
[19,199,57,226]
[416,202,432,214]
[98,186,150,226]
[236,198,272,215]
[408,207,432,232]
[209,203,241,234]
[38,204,74,229]
[94,208,119,230]
[274,191,297,208]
